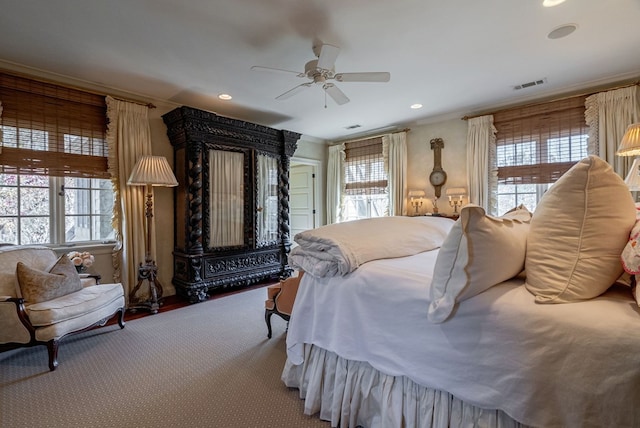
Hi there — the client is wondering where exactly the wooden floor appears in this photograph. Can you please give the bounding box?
[108,279,275,325]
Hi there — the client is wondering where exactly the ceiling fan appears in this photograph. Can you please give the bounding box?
[251,43,390,106]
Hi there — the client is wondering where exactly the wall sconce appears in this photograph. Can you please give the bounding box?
[446,187,467,215]
[408,189,426,216]
[617,123,640,195]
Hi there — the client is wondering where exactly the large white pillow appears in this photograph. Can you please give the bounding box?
[428,203,532,323]
[525,155,636,303]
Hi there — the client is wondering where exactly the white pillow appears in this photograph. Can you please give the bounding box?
[428,204,532,323]
[525,155,636,303]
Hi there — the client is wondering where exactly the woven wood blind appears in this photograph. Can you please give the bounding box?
[494,96,588,185]
[343,137,388,195]
[0,72,108,178]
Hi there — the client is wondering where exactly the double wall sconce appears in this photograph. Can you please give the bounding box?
[408,189,426,216]
[446,187,467,215]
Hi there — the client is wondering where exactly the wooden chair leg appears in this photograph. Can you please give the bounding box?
[47,340,59,371]
[265,309,274,339]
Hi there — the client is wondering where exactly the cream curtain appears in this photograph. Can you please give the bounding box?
[209,150,244,246]
[585,86,640,177]
[106,96,153,299]
[466,115,497,214]
[326,144,345,224]
[382,131,407,216]
[256,154,277,244]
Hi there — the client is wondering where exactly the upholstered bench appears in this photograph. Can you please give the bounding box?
[265,271,303,338]
[0,245,125,370]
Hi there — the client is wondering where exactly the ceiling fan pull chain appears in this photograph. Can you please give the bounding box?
[324,89,327,109]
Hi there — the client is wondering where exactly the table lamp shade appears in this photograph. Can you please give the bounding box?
[445,187,467,197]
[616,123,640,156]
[128,155,178,187]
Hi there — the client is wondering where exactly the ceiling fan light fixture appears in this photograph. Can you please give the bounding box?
[252,42,390,106]
[547,23,578,39]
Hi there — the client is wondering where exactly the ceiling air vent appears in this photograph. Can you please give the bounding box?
[514,78,547,91]
[345,124,362,130]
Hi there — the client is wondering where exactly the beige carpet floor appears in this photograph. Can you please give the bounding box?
[0,287,330,428]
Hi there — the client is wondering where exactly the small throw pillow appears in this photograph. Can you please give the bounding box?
[525,155,636,303]
[16,255,82,304]
[428,203,532,323]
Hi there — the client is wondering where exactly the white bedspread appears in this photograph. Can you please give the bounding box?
[289,216,453,277]
[285,250,640,428]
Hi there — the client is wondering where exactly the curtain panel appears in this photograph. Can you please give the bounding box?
[382,131,407,216]
[209,150,244,246]
[466,115,497,214]
[585,85,640,178]
[106,96,152,299]
[326,144,345,224]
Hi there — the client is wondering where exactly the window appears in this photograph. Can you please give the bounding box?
[341,137,388,221]
[493,96,589,214]
[0,72,113,245]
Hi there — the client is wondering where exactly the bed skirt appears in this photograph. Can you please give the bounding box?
[281,344,529,428]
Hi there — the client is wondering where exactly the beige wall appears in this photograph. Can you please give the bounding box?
[406,119,468,217]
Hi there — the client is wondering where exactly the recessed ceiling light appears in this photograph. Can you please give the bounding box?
[543,0,566,7]
[218,93,232,100]
[410,104,423,109]
[547,23,578,39]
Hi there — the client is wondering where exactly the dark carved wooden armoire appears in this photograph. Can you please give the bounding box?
[162,106,300,303]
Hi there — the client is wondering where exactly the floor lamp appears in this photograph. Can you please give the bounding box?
[127,155,178,314]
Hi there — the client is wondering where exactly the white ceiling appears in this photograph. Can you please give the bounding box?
[0,0,639,141]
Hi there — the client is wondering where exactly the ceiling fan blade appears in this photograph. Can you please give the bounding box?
[276,83,312,100]
[323,83,350,105]
[251,65,305,78]
[316,44,340,70]
[334,72,391,82]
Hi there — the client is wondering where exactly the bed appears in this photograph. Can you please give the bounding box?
[281,156,640,428]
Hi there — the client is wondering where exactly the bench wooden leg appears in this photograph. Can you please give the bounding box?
[117,307,126,329]
[47,340,59,371]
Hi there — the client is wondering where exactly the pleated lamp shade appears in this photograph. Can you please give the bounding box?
[616,123,640,156]
[408,189,426,199]
[128,155,178,187]
[445,187,467,197]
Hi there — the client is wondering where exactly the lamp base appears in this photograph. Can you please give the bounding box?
[128,259,163,314]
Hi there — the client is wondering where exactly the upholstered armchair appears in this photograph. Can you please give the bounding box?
[0,245,125,370]
[265,271,304,338]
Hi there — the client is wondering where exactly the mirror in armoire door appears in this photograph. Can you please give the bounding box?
[209,149,244,247]
[256,153,279,247]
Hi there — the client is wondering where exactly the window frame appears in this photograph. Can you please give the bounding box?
[0,72,113,246]
[493,95,589,213]
[340,137,389,222]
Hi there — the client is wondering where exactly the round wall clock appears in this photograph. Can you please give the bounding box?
[429,138,447,198]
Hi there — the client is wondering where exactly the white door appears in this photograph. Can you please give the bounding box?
[289,164,316,245]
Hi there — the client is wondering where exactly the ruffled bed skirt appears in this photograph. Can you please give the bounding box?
[281,344,529,428]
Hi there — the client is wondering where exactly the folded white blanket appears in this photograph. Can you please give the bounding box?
[289,216,454,277]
